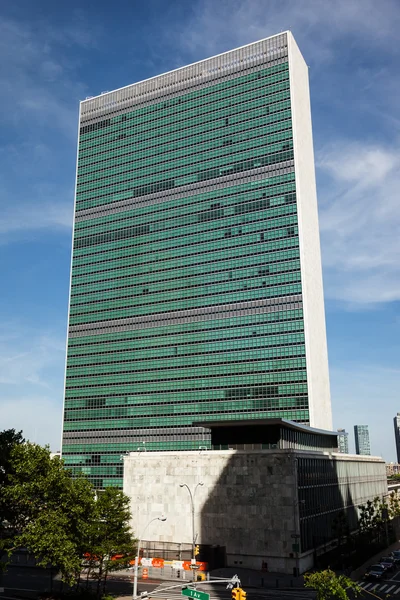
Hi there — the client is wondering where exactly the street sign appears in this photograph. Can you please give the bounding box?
[182,588,210,600]
[291,534,300,539]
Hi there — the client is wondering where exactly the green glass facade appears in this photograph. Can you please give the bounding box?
[62,33,325,488]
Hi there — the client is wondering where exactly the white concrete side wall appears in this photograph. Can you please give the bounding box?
[123,449,297,573]
[288,33,332,430]
[123,449,387,574]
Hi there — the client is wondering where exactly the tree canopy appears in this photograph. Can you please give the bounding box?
[304,569,361,600]
[0,432,135,597]
[0,429,24,570]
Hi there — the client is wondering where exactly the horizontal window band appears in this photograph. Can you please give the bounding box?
[68,296,302,336]
[74,162,295,223]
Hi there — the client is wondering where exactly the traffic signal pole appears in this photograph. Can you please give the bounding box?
[139,575,244,600]
[231,586,247,600]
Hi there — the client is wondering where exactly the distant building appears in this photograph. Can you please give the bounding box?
[354,425,370,456]
[337,429,349,453]
[394,414,400,463]
[386,463,400,477]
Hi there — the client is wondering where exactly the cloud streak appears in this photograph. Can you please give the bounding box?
[0,322,65,450]
[317,140,400,304]
[171,0,400,64]
[0,11,91,242]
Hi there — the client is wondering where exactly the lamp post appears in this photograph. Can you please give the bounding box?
[180,482,204,581]
[133,516,166,599]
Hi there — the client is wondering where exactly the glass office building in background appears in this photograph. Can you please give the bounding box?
[394,414,400,463]
[354,425,370,456]
[337,429,349,454]
[61,32,332,488]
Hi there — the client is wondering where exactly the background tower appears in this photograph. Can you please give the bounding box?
[354,425,370,456]
[394,414,400,463]
[337,429,349,454]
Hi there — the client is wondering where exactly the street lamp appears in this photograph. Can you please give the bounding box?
[133,516,166,599]
[180,482,204,580]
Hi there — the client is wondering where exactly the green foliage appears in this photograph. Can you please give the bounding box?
[358,496,391,545]
[0,429,24,570]
[388,490,400,518]
[304,569,361,600]
[2,438,135,597]
[0,428,24,488]
[84,487,135,596]
[5,442,95,585]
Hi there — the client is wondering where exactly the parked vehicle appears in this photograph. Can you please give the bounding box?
[391,550,400,565]
[364,564,386,580]
[380,556,395,571]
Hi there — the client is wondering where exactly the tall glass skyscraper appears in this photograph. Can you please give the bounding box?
[394,414,400,463]
[354,425,371,456]
[62,32,332,488]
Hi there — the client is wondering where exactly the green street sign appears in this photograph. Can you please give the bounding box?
[182,588,210,600]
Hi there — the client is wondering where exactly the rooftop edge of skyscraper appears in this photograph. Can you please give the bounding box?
[81,30,293,107]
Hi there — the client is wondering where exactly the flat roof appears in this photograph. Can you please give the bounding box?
[195,418,338,438]
[81,31,290,105]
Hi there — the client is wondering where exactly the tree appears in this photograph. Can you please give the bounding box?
[5,442,96,586]
[358,496,390,544]
[304,569,361,600]
[4,442,136,597]
[388,490,400,518]
[0,429,24,570]
[85,488,136,597]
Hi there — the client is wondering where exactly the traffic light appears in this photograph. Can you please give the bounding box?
[232,588,240,600]
[240,589,247,600]
[194,545,200,556]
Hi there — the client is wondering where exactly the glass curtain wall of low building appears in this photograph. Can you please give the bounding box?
[61,32,329,488]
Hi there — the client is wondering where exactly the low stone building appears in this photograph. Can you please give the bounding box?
[123,420,387,575]
[386,463,400,476]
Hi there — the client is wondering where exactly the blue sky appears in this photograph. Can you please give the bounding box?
[1,0,399,459]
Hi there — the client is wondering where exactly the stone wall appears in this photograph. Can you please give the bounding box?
[124,449,297,572]
[123,448,387,574]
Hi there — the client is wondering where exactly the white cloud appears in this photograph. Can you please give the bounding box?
[0,323,65,450]
[172,0,400,64]
[0,13,87,242]
[0,197,73,237]
[318,144,398,185]
[0,16,83,137]
[317,140,400,304]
